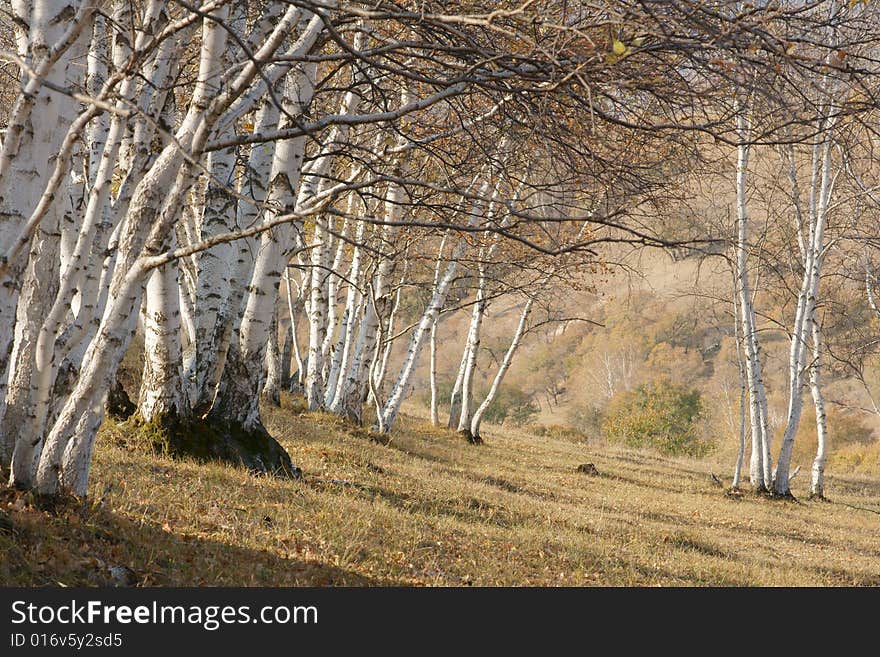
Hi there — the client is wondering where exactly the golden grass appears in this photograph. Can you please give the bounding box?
[2,394,880,586]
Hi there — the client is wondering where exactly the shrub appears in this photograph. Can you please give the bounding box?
[788,405,877,466]
[532,424,587,442]
[482,386,539,427]
[601,380,712,456]
[416,380,538,427]
[568,404,603,437]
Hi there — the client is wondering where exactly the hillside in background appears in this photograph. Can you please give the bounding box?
[397,248,880,479]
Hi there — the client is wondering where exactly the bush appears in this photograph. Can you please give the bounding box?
[482,386,539,427]
[789,405,876,466]
[601,380,712,456]
[532,424,587,442]
[568,404,603,437]
[416,380,538,427]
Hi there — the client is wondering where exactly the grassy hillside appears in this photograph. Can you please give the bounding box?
[2,395,879,587]
[416,249,880,478]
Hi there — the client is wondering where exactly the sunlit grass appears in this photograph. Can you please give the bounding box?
[2,393,879,586]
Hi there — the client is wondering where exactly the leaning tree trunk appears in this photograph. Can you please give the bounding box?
[457,258,487,442]
[448,342,469,429]
[470,297,533,442]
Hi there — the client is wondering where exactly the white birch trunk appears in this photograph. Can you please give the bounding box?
[428,233,449,426]
[319,216,352,392]
[305,217,331,409]
[808,309,828,498]
[429,321,440,426]
[85,12,109,193]
[734,102,771,491]
[448,341,469,429]
[284,267,306,391]
[262,306,282,406]
[457,259,487,438]
[138,245,183,422]
[209,55,317,429]
[373,256,409,395]
[731,276,747,490]
[470,297,533,440]
[324,215,363,407]
[775,125,835,495]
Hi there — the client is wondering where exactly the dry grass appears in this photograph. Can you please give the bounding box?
[2,394,880,586]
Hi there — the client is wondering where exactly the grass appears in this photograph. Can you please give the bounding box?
[2,393,880,586]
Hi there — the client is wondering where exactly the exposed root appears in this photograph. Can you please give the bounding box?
[459,429,483,445]
[752,484,771,497]
[0,485,83,514]
[766,490,799,503]
[114,413,301,479]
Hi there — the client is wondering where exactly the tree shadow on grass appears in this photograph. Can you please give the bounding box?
[0,487,396,587]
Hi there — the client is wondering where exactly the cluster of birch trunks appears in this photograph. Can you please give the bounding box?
[0,1,877,498]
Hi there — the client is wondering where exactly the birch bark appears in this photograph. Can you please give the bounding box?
[325,215,365,408]
[33,4,306,495]
[208,47,318,438]
[734,101,771,491]
[456,258,487,440]
[428,233,449,426]
[470,297,533,441]
[774,124,835,495]
[138,239,184,422]
[808,308,828,498]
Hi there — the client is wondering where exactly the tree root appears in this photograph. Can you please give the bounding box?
[117,413,301,479]
[459,429,483,445]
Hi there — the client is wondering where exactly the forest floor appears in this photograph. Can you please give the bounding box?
[2,394,880,586]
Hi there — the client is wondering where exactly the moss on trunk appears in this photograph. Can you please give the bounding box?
[120,413,300,478]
